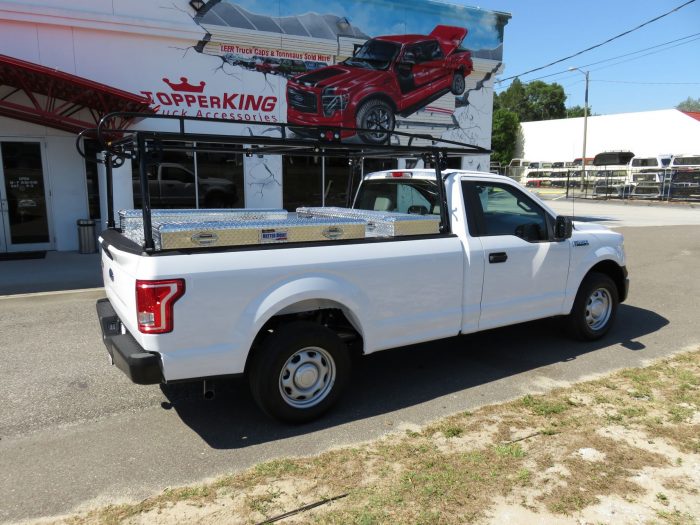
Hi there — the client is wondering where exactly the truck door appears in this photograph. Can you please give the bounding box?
[461,180,570,330]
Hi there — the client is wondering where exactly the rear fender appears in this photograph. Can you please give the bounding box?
[239,275,370,351]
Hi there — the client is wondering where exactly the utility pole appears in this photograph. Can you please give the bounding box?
[569,67,589,200]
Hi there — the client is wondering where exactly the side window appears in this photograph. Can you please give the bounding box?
[462,181,550,242]
[423,41,443,60]
[397,184,434,215]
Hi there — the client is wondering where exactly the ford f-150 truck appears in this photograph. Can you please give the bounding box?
[97,166,628,423]
[286,25,473,144]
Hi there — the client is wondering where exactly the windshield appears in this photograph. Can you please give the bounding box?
[354,179,439,215]
[343,40,400,71]
[673,156,700,166]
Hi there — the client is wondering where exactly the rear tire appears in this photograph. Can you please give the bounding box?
[565,272,619,341]
[248,321,351,423]
[450,72,466,95]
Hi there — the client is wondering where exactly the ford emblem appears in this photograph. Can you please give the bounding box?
[191,232,219,246]
[108,268,114,282]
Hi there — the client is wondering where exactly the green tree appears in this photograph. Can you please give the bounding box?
[566,105,593,118]
[491,109,520,167]
[523,81,566,121]
[494,78,529,117]
[495,79,566,122]
[677,96,700,111]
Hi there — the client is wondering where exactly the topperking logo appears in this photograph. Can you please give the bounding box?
[140,76,278,122]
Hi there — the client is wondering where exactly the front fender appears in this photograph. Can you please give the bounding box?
[563,242,625,313]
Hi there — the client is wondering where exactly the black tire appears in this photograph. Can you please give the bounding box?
[450,72,465,95]
[355,99,395,145]
[565,272,619,341]
[248,321,351,423]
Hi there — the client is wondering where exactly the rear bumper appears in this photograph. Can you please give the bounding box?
[96,298,163,385]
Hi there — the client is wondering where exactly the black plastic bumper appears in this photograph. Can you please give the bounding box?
[96,298,163,385]
[621,265,629,303]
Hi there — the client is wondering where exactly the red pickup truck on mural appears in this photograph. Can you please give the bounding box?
[286,25,473,144]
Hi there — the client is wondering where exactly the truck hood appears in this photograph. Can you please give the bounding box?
[572,221,611,233]
[573,221,624,254]
[291,65,385,89]
[429,25,468,55]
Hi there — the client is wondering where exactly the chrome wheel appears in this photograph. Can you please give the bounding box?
[365,107,391,140]
[585,288,612,331]
[279,346,336,408]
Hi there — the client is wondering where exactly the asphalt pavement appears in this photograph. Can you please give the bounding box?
[1,203,699,523]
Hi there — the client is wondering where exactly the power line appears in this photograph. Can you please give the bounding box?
[587,36,700,73]
[495,32,700,92]
[497,31,700,89]
[496,0,696,84]
[592,79,700,85]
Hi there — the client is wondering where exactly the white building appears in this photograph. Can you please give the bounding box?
[518,109,700,162]
[0,0,509,254]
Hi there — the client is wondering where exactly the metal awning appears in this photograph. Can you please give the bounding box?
[0,53,152,133]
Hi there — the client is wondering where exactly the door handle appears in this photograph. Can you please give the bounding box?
[489,252,508,264]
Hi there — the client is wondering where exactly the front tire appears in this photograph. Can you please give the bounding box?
[355,99,395,145]
[248,321,351,423]
[565,272,619,341]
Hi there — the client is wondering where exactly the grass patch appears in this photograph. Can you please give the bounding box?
[442,426,463,438]
[521,394,569,416]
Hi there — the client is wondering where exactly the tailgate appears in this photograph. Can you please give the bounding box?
[99,237,142,338]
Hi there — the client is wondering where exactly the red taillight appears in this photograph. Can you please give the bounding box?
[389,171,411,178]
[135,279,185,334]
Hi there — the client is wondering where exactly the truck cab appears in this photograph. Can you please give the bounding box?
[354,169,627,333]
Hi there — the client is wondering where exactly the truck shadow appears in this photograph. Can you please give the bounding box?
[160,304,668,449]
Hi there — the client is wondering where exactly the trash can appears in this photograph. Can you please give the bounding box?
[77,219,97,254]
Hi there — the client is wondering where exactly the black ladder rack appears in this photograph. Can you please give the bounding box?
[77,112,490,253]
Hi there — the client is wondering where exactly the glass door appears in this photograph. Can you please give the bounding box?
[0,141,53,252]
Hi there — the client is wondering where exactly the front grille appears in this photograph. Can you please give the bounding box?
[287,86,318,113]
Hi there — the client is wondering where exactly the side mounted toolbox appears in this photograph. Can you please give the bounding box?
[153,216,366,250]
[296,206,440,237]
[119,208,366,250]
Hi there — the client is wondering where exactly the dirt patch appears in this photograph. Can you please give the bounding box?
[28,348,700,525]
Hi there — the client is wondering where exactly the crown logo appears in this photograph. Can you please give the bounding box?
[162,77,206,93]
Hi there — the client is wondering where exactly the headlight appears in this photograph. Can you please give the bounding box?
[321,87,349,116]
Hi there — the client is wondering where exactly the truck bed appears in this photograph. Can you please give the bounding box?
[100,228,465,381]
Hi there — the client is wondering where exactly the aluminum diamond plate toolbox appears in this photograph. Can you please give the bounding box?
[296,207,440,237]
[119,208,287,231]
[153,216,366,250]
[119,208,288,247]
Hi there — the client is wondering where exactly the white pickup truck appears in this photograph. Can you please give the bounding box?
[97,168,628,422]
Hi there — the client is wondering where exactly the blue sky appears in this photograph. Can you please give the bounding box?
[470,0,700,115]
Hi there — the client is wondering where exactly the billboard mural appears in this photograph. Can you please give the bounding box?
[187,0,507,146]
[135,0,506,206]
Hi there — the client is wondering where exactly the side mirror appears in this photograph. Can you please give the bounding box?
[401,51,416,65]
[554,215,573,241]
